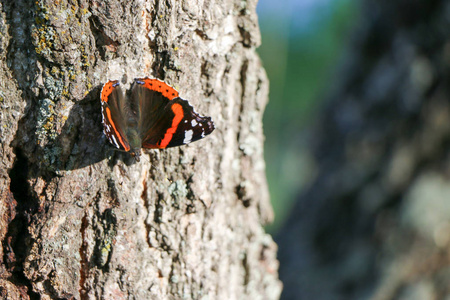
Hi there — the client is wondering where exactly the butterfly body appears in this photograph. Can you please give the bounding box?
[100,78,214,161]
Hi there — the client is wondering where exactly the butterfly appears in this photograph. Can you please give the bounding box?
[100,77,215,161]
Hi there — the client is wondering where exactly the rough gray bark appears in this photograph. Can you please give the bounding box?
[0,0,281,299]
[277,0,450,299]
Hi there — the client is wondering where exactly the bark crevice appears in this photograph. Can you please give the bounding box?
[6,149,38,299]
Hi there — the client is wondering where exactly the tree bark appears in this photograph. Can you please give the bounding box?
[0,0,281,299]
[277,0,450,299]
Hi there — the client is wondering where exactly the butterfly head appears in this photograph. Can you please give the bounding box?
[130,148,141,162]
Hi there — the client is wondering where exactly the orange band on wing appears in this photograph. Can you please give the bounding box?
[105,106,130,151]
[101,80,119,103]
[158,103,184,148]
[140,78,179,100]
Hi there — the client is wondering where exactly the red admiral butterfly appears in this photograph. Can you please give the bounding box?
[100,77,214,161]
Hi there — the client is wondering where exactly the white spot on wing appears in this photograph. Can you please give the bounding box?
[184,130,193,144]
[110,134,120,148]
[191,119,198,127]
[101,107,105,123]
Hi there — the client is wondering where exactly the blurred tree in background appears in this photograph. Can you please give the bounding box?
[258,0,358,232]
[268,0,450,299]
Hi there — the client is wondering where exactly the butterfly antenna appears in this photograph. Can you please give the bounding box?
[140,153,158,172]
[140,153,150,163]
[141,153,173,184]
[107,148,171,183]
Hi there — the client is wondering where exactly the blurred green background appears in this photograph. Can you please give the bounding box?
[257,0,359,232]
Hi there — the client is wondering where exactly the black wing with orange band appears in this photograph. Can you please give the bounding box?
[100,80,131,151]
[132,78,215,149]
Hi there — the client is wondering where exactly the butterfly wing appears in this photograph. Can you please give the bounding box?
[144,98,215,149]
[131,78,215,149]
[100,80,131,151]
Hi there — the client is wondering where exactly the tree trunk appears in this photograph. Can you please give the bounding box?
[0,0,281,299]
[277,0,450,299]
